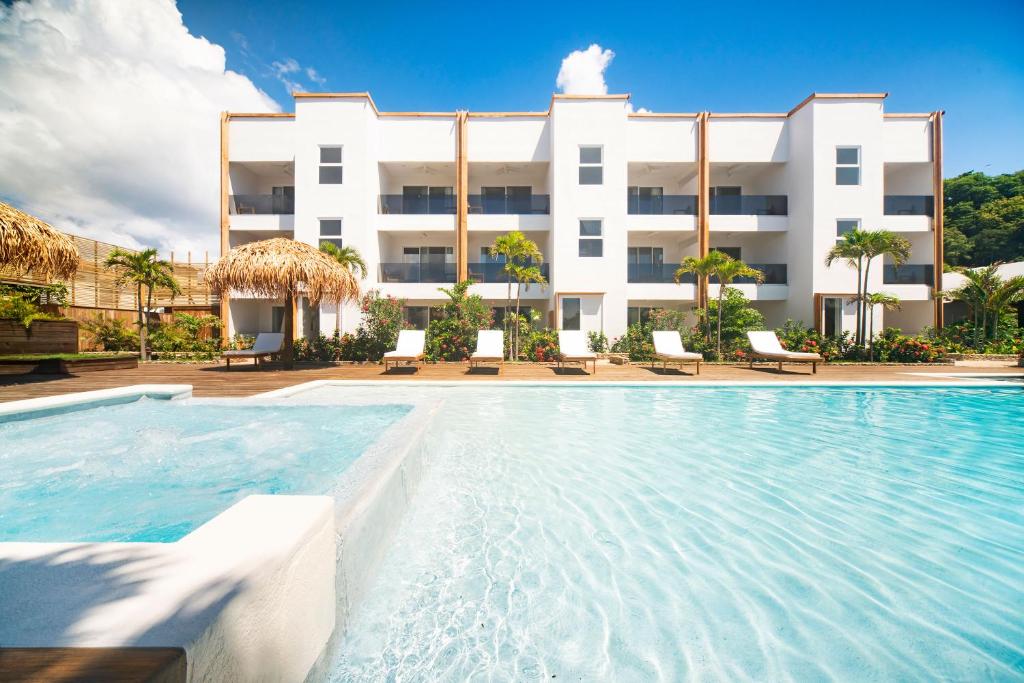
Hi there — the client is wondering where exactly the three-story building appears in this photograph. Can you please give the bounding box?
[219,92,943,341]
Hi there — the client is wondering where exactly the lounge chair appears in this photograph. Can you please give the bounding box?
[746,330,822,374]
[557,330,597,374]
[222,332,284,370]
[652,331,703,374]
[469,330,504,373]
[383,330,426,372]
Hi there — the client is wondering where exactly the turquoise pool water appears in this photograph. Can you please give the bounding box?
[0,398,411,542]
[315,386,1024,681]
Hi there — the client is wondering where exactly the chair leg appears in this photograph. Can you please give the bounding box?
[749,358,754,369]
[696,361,700,375]
[812,361,817,374]
[777,361,782,372]
[226,357,230,370]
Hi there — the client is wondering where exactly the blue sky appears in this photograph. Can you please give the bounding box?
[180,0,1024,176]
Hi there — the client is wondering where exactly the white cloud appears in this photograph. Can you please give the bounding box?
[556,44,614,95]
[556,43,650,113]
[0,0,280,256]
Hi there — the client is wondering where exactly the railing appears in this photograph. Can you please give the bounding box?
[627,264,694,284]
[884,195,934,216]
[467,262,550,283]
[709,263,787,285]
[378,262,457,283]
[378,195,456,215]
[627,194,698,215]
[467,194,550,215]
[229,194,294,215]
[710,195,788,216]
[883,264,934,285]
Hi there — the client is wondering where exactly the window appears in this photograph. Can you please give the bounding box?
[579,146,603,185]
[562,297,581,330]
[318,218,343,249]
[579,219,603,257]
[402,186,454,214]
[271,306,285,333]
[319,146,343,184]
[628,186,664,214]
[712,247,741,260]
[836,218,860,242]
[627,306,656,327]
[835,147,860,185]
[824,298,842,338]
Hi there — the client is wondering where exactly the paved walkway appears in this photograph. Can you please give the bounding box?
[0,360,1019,402]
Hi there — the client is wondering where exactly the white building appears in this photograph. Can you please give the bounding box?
[219,92,944,341]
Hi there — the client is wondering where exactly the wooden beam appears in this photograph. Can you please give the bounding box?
[456,111,469,281]
[932,111,945,329]
[219,111,231,346]
[696,111,711,307]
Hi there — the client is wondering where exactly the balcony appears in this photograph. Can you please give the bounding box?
[710,195,787,215]
[627,264,694,284]
[884,195,934,216]
[378,262,456,283]
[467,262,550,283]
[229,194,294,215]
[627,194,698,215]
[379,194,456,215]
[883,264,934,286]
[467,194,550,215]
[710,263,787,285]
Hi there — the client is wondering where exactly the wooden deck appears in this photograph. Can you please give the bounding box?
[0,359,1019,402]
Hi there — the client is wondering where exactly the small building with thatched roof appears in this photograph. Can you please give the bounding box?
[0,201,78,280]
[205,237,360,367]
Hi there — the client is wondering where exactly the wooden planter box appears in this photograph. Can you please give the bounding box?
[0,319,79,354]
[0,355,138,375]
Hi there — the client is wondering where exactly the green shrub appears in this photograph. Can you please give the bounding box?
[295,331,360,361]
[425,281,493,361]
[774,319,858,361]
[82,316,139,351]
[232,333,255,350]
[587,331,608,353]
[0,290,64,329]
[525,328,559,362]
[149,313,221,354]
[697,288,765,359]
[928,319,1022,354]
[611,322,656,361]
[354,290,408,361]
[872,328,946,362]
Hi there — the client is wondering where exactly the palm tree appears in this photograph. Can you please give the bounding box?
[675,251,728,346]
[507,262,547,359]
[709,257,763,358]
[319,242,367,279]
[939,264,1024,346]
[320,242,367,332]
[826,229,871,345]
[861,292,901,361]
[104,248,180,361]
[860,231,910,344]
[489,231,543,359]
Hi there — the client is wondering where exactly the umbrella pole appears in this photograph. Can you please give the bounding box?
[283,290,295,370]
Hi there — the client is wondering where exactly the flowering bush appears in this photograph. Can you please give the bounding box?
[525,328,559,361]
[294,331,362,361]
[872,328,946,362]
[356,290,409,360]
[775,320,857,361]
[425,280,493,361]
[928,320,1023,355]
[587,331,608,352]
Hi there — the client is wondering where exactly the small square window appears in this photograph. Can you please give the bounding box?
[580,146,602,164]
[836,219,860,238]
[579,219,603,257]
[836,167,860,185]
[319,145,343,185]
[319,166,343,184]
[320,146,342,164]
[319,219,342,236]
[579,219,602,237]
[579,239,603,257]
[836,147,859,165]
[835,146,860,186]
[579,145,603,185]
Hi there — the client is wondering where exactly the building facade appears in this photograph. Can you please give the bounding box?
[219,92,943,342]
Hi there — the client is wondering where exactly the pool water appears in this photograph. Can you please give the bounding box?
[315,386,1024,681]
[0,398,411,542]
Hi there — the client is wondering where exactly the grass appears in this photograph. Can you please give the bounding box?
[0,352,137,362]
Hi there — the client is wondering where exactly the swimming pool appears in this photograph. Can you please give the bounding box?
[0,397,411,542]
[304,385,1024,681]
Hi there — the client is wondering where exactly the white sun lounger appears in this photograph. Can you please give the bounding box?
[383,330,426,372]
[222,332,284,370]
[470,330,505,373]
[557,330,597,374]
[746,330,822,374]
[652,330,703,374]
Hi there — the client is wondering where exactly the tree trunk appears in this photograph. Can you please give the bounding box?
[505,275,512,360]
[137,283,147,362]
[145,284,154,361]
[716,285,725,359]
[703,276,712,346]
[854,259,864,346]
[283,290,295,370]
[860,258,872,346]
[869,306,875,361]
[514,283,522,360]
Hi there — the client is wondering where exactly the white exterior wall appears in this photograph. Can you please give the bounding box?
[224,94,938,340]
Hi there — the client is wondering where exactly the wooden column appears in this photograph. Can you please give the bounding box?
[219,112,231,345]
[455,111,469,282]
[931,111,944,329]
[696,111,711,307]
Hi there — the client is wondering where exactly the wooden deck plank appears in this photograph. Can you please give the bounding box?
[0,647,185,683]
[0,361,1018,403]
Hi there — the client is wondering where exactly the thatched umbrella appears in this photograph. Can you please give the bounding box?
[0,201,78,279]
[205,237,360,369]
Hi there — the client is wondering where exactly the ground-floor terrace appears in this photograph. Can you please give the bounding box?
[1,361,1019,403]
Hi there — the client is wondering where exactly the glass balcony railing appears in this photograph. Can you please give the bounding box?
[229,194,294,215]
[627,194,698,215]
[627,264,694,284]
[467,194,550,215]
[710,195,788,216]
[884,195,934,216]
[378,262,456,283]
[709,263,787,285]
[883,264,934,285]
[378,195,456,215]
[467,262,550,283]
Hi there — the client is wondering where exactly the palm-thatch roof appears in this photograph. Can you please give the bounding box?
[204,237,360,304]
[0,201,79,279]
